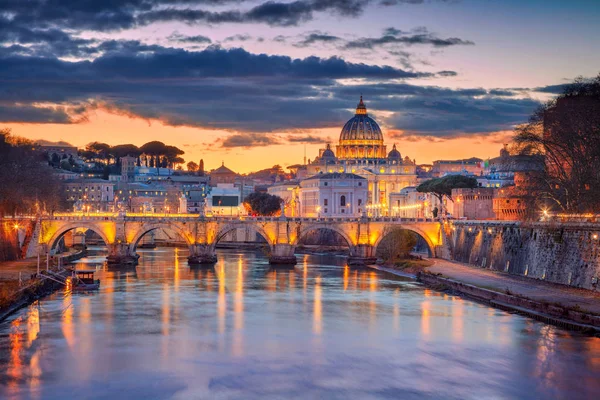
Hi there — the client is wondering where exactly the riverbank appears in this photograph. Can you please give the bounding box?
[408,259,600,334]
[0,249,86,322]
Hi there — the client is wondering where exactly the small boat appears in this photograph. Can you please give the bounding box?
[71,269,101,291]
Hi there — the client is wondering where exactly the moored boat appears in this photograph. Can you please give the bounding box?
[71,269,100,291]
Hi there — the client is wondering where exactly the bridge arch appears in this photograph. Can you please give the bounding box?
[214,222,273,250]
[294,224,354,248]
[129,223,194,253]
[372,225,436,257]
[46,222,112,251]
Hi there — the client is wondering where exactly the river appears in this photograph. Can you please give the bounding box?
[1,247,599,399]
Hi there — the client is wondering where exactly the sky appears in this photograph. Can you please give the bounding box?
[1,0,599,173]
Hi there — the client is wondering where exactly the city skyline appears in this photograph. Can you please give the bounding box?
[1,0,599,172]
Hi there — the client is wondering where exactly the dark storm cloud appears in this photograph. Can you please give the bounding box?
[137,0,366,28]
[0,103,72,124]
[0,45,435,132]
[0,0,455,34]
[534,84,569,94]
[384,96,540,137]
[0,41,542,136]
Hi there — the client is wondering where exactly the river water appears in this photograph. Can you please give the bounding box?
[0,247,599,400]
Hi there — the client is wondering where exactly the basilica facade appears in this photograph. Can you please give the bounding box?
[304,97,418,215]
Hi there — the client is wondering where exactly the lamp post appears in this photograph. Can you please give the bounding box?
[316,205,321,219]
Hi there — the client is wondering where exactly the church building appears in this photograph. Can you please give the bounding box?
[304,97,418,215]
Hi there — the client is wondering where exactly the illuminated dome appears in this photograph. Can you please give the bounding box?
[336,96,386,160]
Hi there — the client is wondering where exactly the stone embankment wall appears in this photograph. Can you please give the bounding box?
[450,221,600,291]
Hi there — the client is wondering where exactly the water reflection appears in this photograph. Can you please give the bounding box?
[0,247,599,400]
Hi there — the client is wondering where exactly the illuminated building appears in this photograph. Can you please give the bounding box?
[304,97,418,214]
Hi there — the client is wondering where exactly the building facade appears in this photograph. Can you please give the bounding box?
[450,188,496,220]
[299,173,367,218]
[64,179,115,211]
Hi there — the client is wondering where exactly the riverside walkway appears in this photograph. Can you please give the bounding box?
[427,259,600,316]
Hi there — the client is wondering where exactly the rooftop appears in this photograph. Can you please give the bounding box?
[305,172,366,180]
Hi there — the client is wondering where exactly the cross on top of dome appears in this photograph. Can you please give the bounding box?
[356,95,367,115]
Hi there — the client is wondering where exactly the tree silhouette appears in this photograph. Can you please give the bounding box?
[513,74,600,213]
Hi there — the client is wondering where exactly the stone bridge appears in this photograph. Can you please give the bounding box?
[26,212,448,266]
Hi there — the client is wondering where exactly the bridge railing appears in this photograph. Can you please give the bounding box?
[44,212,437,224]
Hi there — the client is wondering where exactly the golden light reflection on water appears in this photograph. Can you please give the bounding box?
[393,288,400,332]
[161,281,170,359]
[451,296,464,342]
[421,289,431,338]
[7,316,23,393]
[343,265,349,291]
[217,261,227,337]
[62,292,74,350]
[232,256,244,357]
[313,275,322,335]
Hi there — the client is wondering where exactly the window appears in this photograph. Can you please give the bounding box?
[324,208,328,213]
[324,182,328,186]
[358,199,362,206]
[324,199,328,206]
[340,195,346,207]
[358,182,362,186]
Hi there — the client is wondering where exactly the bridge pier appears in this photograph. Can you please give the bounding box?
[188,244,217,265]
[269,244,297,265]
[106,243,139,266]
[348,244,377,266]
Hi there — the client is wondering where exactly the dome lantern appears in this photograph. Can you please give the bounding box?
[355,95,367,115]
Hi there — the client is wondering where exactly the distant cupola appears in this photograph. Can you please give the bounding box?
[388,144,401,161]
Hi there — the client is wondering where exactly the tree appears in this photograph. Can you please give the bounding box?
[243,192,283,216]
[0,129,65,216]
[187,161,199,172]
[141,141,167,175]
[199,159,205,176]
[513,74,600,213]
[111,144,141,168]
[85,142,112,164]
[51,153,60,166]
[417,175,478,215]
[60,159,71,171]
[376,228,418,263]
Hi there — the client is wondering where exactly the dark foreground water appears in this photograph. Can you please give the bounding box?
[0,247,599,400]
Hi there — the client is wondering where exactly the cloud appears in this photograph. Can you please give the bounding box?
[0,0,456,36]
[222,34,253,42]
[533,84,569,94]
[138,0,366,28]
[286,135,325,143]
[0,103,72,123]
[437,70,458,77]
[294,32,342,47]
[0,40,543,139]
[344,27,474,49]
[168,33,213,44]
[221,133,280,148]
